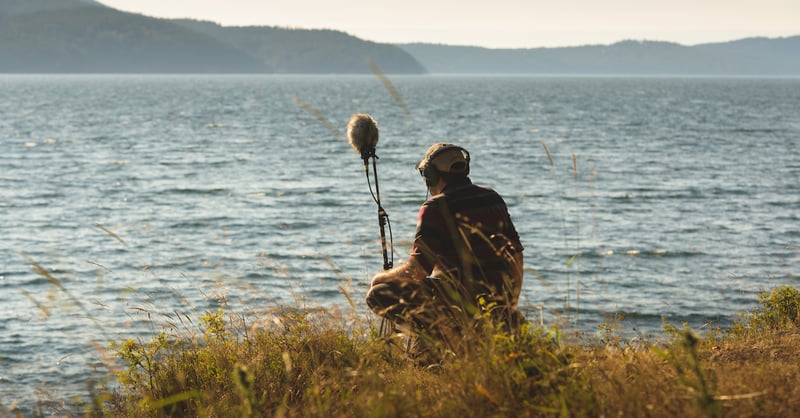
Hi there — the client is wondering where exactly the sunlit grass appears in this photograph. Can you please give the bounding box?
[7,284,796,417]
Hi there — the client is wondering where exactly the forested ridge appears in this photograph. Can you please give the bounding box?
[1,0,797,75]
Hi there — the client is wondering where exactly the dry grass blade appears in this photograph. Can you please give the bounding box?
[291,95,344,140]
[18,287,50,317]
[541,141,554,167]
[27,257,111,339]
[368,58,411,119]
[572,151,578,182]
[475,384,501,407]
[87,260,112,271]
[715,390,768,401]
[94,223,128,248]
[337,285,356,311]
[29,259,66,291]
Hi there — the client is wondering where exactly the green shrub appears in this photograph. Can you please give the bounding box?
[734,285,800,334]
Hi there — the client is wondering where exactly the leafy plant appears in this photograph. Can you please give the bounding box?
[733,285,800,334]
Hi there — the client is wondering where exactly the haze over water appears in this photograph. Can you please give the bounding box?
[1,74,798,407]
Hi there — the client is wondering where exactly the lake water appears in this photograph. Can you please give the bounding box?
[1,75,798,409]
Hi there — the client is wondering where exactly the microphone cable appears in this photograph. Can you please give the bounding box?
[362,152,394,271]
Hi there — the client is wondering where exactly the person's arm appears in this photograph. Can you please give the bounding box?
[370,257,428,288]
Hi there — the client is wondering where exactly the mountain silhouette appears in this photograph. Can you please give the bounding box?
[0,0,425,73]
[400,37,800,75]
[1,0,797,75]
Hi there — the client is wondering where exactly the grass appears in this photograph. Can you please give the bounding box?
[13,285,797,417]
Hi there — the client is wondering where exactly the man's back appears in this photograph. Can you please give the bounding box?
[411,178,523,303]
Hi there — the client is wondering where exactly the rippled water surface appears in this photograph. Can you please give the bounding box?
[1,75,798,408]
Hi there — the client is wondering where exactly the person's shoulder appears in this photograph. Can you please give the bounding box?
[470,184,511,207]
[471,183,502,197]
[472,183,495,192]
[422,192,446,208]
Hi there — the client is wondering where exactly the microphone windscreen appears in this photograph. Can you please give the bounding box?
[346,113,379,155]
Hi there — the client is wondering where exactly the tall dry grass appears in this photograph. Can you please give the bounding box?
[21,285,787,418]
[9,254,800,417]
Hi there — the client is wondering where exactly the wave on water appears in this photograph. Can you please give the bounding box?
[160,187,232,196]
[725,127,787,134]
[564,248,706,259]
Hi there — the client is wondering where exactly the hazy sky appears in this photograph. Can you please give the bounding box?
[99,0,799,48]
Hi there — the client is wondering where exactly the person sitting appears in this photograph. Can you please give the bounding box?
[366,143,525,358]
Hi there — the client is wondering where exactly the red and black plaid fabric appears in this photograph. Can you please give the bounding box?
[410,177,523,297]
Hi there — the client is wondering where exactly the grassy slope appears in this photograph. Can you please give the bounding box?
[28,285,794,417]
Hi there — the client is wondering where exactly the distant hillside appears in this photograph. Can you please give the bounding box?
[172,20,426,74]
[1,0,796,75]
[400,37,800,75]
[0,2,267,73]
[0,0,425,74]
[0,0,100,15]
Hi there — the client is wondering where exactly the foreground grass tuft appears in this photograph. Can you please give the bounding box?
[43,285,800,417]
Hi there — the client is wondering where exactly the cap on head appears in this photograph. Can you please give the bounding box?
[417,143,470,175]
